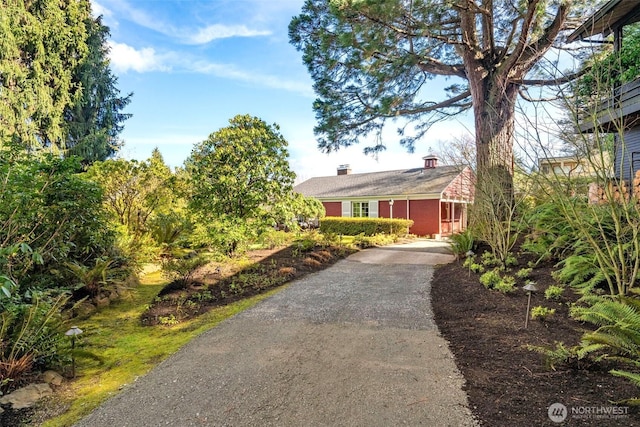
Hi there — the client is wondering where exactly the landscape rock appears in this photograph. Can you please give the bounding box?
[74,301,96,317]
[43,370,64,386]
[0,383,52,409]
[95,296,110,307]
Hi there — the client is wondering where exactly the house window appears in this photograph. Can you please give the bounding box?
[352,201,369,217]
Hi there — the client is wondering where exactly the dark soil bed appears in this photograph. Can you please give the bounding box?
[432,253,639,426]
[141,244,355,325]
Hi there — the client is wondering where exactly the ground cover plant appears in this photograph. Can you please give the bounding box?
[141,236,357,326]
[0,271,280,427]
[432,244,639,426]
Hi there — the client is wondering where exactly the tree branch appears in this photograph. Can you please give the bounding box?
[501,0,542,73]
[417,58,467,78]
[520,2,570,70]
[514,68,590,86]
[518,88,561,102]
[393,90,472,116]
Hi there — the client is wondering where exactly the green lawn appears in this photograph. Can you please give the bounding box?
[43,270,280,427]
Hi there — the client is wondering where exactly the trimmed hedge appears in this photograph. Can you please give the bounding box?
[319,216,413,236]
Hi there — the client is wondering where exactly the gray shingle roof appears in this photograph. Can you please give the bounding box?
[294,165,464,199]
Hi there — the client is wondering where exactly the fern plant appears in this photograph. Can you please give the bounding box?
[66,258,116,298]
[570,295,640,363]
[449,230,474,258]
[555,254,607,294]
[568,296,640,401]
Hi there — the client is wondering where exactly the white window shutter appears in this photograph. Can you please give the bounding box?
[369,200,379,218]
[341,201,351,217]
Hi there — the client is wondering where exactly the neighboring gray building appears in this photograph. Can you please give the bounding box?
[569,0,640,181]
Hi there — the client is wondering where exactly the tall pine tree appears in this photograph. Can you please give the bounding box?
[64,15,132,165]
[0,0,89,150]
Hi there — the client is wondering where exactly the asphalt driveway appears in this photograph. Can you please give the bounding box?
[75,240,477,426]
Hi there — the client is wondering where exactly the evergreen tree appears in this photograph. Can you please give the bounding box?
[289,0,596,209]
[0,0,90,150]
[64,15,132,164]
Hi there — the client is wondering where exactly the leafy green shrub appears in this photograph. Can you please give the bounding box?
[463,257,485,274]
[505,254,518,267]
[319,217,413,236]
[257,229,291,249]
[545,285,565,300]
[480,251,500,268]
[470,263,485,273]
[1,155,118,291]
[352,233,396,248]
[161,253,208,285]
[515,267,532,279]
[494,276,516,294]
[479,270,501,289]
[449,230,474,257]
[293,237,316,256]
[530,306,556,320]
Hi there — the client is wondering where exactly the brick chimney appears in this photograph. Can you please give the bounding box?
[337,164,352,175]
[422,154,439,169]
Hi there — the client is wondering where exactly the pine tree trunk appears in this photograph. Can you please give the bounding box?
[470,74,518,222]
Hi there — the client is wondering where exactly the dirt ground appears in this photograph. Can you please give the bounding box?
[431,250,639,426]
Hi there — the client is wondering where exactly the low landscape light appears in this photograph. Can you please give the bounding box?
[523,282,538,329]
[465,250,474,276]
[65,326,83,377]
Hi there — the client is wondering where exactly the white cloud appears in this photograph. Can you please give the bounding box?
[185,24,271,44]
[108,41,171,73]
[189,60,314,98]
[90,1,113,19]
[106,41,313,97]
[98,0,270,45]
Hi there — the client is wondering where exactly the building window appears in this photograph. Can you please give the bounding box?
[352,201,369,217]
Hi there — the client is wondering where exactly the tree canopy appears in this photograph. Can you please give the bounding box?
[64,15,132,164]
[0,0,130,161]
[289,0,595,200]
[186,115,297,252]
[0,0,89,149]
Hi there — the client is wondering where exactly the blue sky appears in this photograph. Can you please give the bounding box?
[92,0,476,182]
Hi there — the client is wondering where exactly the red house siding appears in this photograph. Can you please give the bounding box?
[408,199,440,236]
[379,200,409,219]
[323,199,442,236]
[323,202,341,217]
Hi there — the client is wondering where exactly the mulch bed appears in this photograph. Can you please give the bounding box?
[141,244,356,325]
[431,251,639,426]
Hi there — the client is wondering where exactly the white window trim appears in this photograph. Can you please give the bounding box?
[341,201,351,217]
[369,200,378,218]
